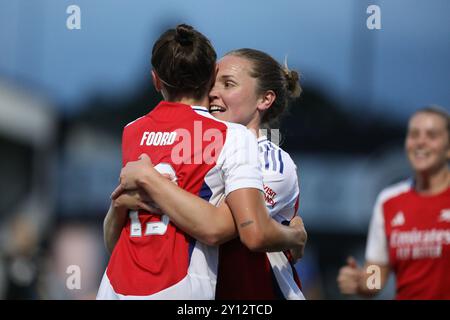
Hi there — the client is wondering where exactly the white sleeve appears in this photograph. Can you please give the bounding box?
[365,193,389,265]
[263,154,299,222]
[219,126,263,196]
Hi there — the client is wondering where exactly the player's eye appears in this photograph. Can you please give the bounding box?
[407,130,419,139]
[224,80,235,88]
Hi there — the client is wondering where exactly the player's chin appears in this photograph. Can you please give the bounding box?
[411,160,439,174]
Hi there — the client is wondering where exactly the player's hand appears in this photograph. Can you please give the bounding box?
[113,189,161,213]
[111,153,155,199]
[337,256,363,295]
[288,216,307,262]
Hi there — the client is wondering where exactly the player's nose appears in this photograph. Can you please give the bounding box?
[209,85,220,102]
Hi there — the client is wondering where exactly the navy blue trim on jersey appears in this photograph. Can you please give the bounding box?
[192,107,209,113]
[198,181,213,201]
[192,181,213,265]
[271,149,277,171]
[188,238,196,265]
[264,145,270,169]
[258,138,268,144]
[260,141,285,174]
[278,149,284,174]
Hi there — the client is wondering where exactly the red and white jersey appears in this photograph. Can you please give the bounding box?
[215,135,304,300]
[366,179,450,299]
[97,101,263,300]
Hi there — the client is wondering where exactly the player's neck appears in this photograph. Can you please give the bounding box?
[176,96,209,108]
[415,165,450,195]
[246,118,261,136]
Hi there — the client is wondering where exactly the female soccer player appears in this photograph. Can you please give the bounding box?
[337,106,450,299]
[97,24,305,300]
[110,48,307,299]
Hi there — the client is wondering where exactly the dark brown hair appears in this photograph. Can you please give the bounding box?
[226,48,302,128]
[151,24,217,100]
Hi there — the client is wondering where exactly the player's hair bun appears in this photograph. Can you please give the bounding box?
[283,68,302,99]
[175,24,195,46]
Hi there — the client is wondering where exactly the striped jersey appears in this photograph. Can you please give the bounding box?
[215,135,304,300]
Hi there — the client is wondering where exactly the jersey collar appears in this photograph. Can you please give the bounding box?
[258,135,268,143]
[191,105,209,113]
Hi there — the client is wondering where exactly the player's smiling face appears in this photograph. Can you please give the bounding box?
[208,55,260,126]
[405,112,450,174]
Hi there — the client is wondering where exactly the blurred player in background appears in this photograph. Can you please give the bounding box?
[97,24,305,300]
[110,48,307,299]
[337,106,450,299]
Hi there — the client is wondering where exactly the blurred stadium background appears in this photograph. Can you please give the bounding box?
[0,0,449,299]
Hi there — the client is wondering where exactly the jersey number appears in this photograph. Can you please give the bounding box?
[129,163,177,237]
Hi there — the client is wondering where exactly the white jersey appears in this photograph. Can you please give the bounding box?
[258,135,300,222]
[259,135,304,300]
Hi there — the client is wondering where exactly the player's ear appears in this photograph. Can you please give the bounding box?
[151,70,162,92]
[256,90,276,112]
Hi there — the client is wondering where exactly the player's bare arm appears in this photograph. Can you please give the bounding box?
[111,154,237,246]
[226,188,307,253]
[112,154,306,253]
[104,190,154,253]
[103,200,127,254]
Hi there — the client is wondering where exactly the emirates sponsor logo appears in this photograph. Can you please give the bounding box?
[391,229,450,247]
[391,211,405,227]
[391,228,450,260]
